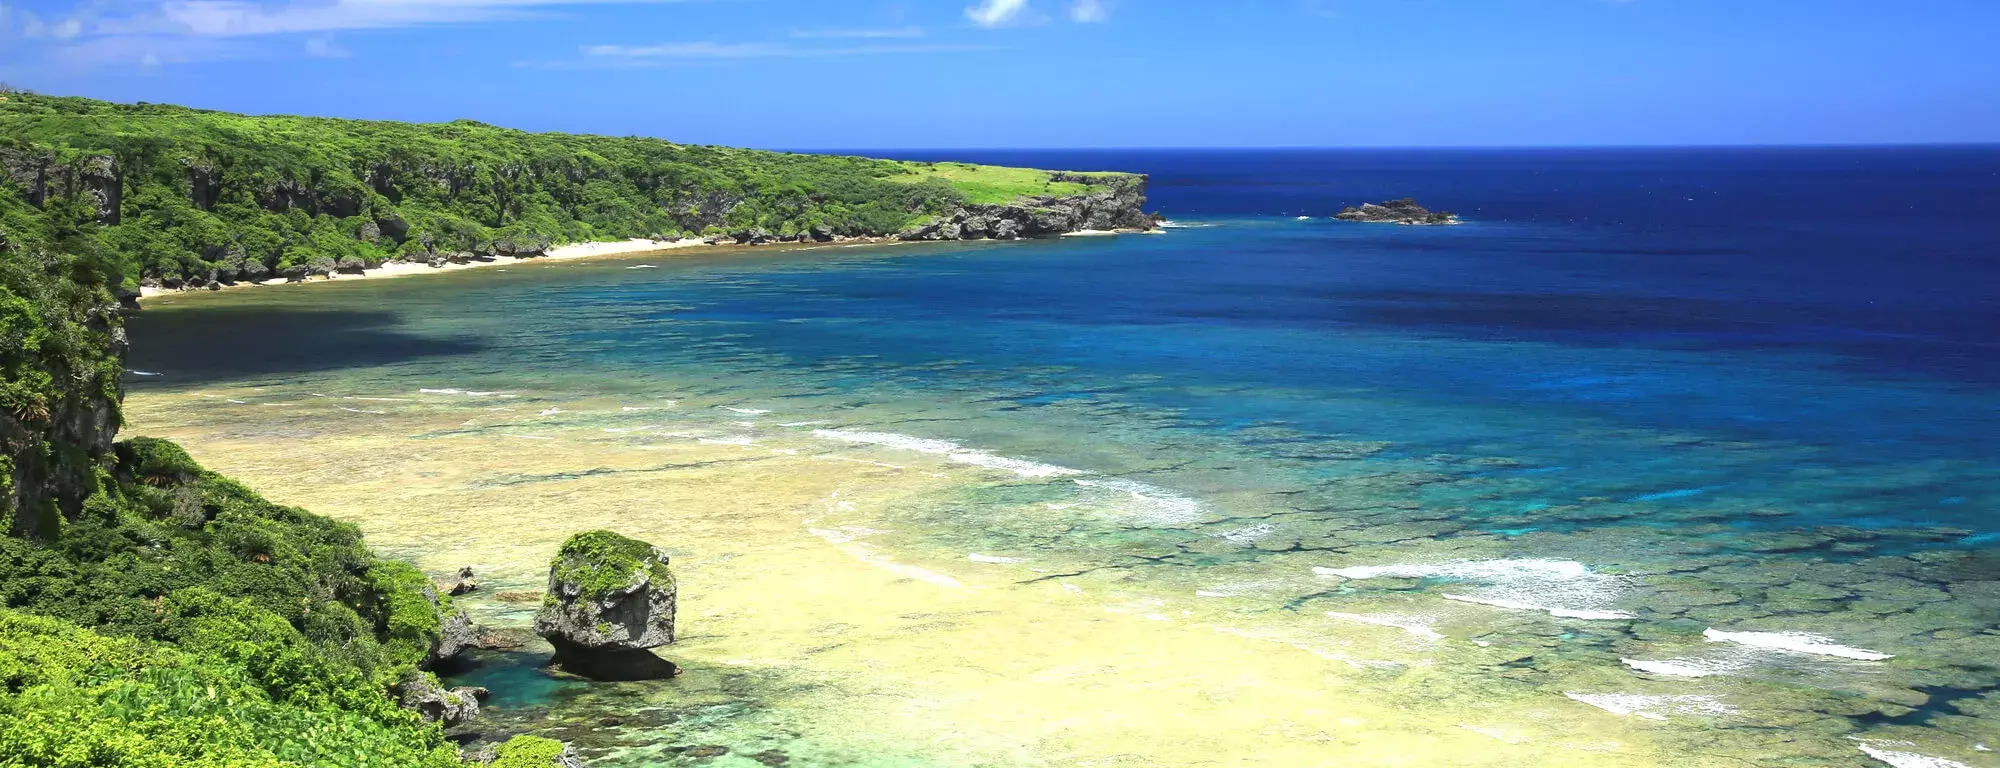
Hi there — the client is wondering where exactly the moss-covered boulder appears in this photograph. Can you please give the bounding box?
[532,530,678,681]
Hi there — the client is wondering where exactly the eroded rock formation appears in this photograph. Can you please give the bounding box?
[533,530,680,681]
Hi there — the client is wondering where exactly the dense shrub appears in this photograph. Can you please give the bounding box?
[0,92,1115,289]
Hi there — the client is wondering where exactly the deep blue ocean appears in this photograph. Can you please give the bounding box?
[129,147,2000,765]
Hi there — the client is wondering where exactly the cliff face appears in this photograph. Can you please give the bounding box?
[896,173,1160,242]
[0,243,125,540]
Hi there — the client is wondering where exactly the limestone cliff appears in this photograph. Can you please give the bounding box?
[896,173,1161,242]
[0,238,125,540]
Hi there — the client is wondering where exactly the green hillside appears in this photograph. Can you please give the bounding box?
[0,89,1130,290]
[0,164,560,768]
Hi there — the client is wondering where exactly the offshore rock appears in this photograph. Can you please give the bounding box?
[533,530,680,681]
[1334,198,1461,225]
[446,565,480,596]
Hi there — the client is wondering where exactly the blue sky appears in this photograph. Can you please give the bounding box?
[1,0,1996,148]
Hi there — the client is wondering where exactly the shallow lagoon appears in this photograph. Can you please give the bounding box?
[125,149,2000,766]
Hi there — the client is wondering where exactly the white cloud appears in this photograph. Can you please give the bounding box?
[788,26,924,40]
[303,35,349,57]
[965,0,1030,28]
[579,41,994,60]
[95,0,698,38]
[1068,0,1107,23]
[50,17,83,39]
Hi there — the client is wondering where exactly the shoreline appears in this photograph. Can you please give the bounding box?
[136,229,1159,303]
[137,237,799,300]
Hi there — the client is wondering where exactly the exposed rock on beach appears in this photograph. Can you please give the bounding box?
[533,530,681,681]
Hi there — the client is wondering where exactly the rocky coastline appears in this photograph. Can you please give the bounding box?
[131,177,1163,302]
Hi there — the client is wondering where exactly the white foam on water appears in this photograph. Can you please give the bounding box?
[778,421,830,427]
[539,408,564,416]
[698,436,758,447]
[807,527,960,588]
[126,370,163,377]
[1443,593,1637,620]
[227,399,248,404]
[1072,477,1204,525]
[622,407,662,412]
[732,420,757,427]
[968,553,1024,564]
[720,406,772,415]
[1860,745,1974,768]
[1326,611,1445,642]
[812,429,1085,479]
[507,434,554,441]
[1703,629,1893,661]
[626,264,659,269]
[420,388,461,394]
[1563,693,1734,722]
[336,406,386,414]
[1620,656,1746,678]
[602,425,658,433]
[1323,559,1633,620]
[1219,523,1277,543]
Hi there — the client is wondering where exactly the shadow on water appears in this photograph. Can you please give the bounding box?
[124,306,486,385]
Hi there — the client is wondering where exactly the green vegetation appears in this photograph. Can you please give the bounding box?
[0,433,469,766]
[547,529,673,602]
[486,736,570,768]
[905,162,1094,204]
[0,89,1131,290]
[0,204,555,766]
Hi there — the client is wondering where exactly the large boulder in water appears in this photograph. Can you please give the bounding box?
[533,530,680,681]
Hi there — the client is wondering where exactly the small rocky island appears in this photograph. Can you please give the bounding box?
[1333,198,1461,225]
[534,530,682,682]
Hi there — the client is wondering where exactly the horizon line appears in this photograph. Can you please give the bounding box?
[790,142,2000,153]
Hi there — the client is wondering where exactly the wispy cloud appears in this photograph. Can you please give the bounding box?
[95,0,696,38]
[788,26,924,40]
[1068,0,1107,23]
[965,0,1031,28]
[14,0,698,70]
[582,41,785,58]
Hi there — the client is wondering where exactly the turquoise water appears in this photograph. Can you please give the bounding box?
[126,149,2000,765]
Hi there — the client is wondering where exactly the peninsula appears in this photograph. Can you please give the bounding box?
[0,91,1159,301]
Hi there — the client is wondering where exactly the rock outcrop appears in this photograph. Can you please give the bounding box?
[897,173,1161,242]
[433,593,478,666]
[533,530,680,681]
[396,673,489,728]
[0,147,122,224]
[1333,198,1460,226]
